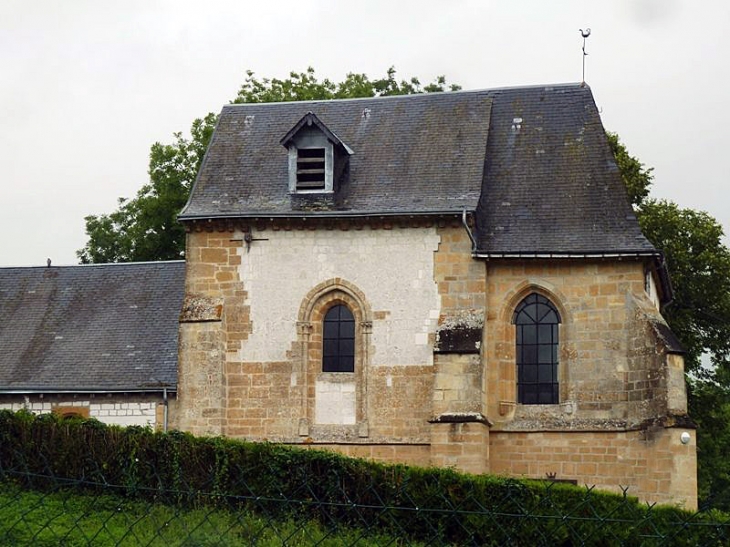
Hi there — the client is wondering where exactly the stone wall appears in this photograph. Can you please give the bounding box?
[178,221,450,444]
[482,259,696,507]
[236,225,441,367]
[490,428,697,509]
[484,260,681,427]
[177,230,247,435]
[177,221,696,507]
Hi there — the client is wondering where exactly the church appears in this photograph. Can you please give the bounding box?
[174,83,697,508]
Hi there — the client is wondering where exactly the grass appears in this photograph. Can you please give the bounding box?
[0,482,417,546]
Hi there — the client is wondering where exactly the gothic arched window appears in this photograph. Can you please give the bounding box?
[322,304,355,372]
[513,293,561,405]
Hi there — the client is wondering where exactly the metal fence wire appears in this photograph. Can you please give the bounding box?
[1,415,730,546]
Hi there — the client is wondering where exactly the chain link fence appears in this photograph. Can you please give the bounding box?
[1,412,730,546]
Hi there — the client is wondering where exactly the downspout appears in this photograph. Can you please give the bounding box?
[163,387,168,432]
[462,209,477,253]
[461,209,491,462]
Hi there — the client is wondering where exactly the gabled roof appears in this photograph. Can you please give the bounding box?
[0,261,185,392]
[180,83,655,256]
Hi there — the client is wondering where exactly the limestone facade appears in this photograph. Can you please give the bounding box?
[177,218,697,508]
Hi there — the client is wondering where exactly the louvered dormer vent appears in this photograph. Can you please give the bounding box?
[280,111,353,194]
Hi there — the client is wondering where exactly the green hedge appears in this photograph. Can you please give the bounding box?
[0,410,727,546]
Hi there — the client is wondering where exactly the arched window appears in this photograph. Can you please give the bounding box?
[322,304,355,372]
[513,293,561,405]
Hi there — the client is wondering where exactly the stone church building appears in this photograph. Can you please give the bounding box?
[176,84,697,508]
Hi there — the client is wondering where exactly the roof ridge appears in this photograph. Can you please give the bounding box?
[221,82,586,109]
[0,260,185,270]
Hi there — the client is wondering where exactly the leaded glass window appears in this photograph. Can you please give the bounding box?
[513,294,561,405]
[322,305,355,373]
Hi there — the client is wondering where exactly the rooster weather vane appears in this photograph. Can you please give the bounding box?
[580,28,591,85]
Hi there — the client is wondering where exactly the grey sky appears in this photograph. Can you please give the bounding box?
[1,0,728,266]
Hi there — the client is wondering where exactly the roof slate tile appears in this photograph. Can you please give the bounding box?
[0,261,184,392]
[182,83,655,255]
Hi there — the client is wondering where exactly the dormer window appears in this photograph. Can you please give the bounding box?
[281,112,353,194]
[296,148,326,190]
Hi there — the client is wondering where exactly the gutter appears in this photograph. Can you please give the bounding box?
[0,388,177,395]
[163,387,169,432]
[472,250,660,259]
[179,209,468,222]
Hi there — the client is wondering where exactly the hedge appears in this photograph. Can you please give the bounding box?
[0,410,727,545]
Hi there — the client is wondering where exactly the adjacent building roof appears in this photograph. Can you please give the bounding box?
[181,83,655,256]
[0,261,185,392]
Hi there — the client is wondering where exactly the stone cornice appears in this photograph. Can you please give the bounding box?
[182,214,466,233]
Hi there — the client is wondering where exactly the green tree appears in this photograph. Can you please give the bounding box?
[77,114,217,263]
[639,199,730,508]
[638,200,730,374]
[642,202,730,509]
[606,132,654,208]
[608,132,730,376]
[77,68,459,263]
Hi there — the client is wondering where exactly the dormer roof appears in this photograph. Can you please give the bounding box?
[180,90,492,219]
[280,111,354,155]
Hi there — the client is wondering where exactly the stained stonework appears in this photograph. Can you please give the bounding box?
[490,428,697,509]
[177,230,249,436]
[479,258,696,507]
[178,221,442,446]
[483,260,686,428]
[236,226,441,367]
[177,221,696,508]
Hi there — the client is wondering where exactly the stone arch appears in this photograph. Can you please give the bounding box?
[495,279,573,407]
[499,280,571,326]
[296,278,372,438]
[298,277,372,325]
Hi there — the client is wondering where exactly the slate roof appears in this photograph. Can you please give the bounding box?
[181,83,656,256]
[0,261,185,392]
[180,90,492,218]
[476,85,655,255]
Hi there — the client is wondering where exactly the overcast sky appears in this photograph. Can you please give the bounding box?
[1,0,728,266]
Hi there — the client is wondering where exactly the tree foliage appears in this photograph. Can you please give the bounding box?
[77,68,459,263]
[606,132,654,207]
[77,114,217,263]
[608,132,730,376]
[638,200,730,374]
[638,198,730,508]
[232,66,461,104]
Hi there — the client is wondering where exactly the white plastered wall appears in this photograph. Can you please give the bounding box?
[236,228,441,367]
[0,400,157,427]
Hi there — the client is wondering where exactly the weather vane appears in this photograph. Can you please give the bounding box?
[580,28,591,85]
